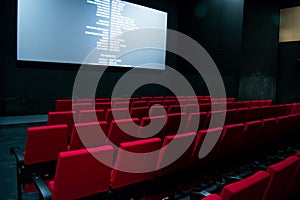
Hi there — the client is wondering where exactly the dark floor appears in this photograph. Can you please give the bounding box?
[0,115,47,200]
[0,125,40,200]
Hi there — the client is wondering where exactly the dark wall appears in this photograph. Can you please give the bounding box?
[276,0,300,103]
[239,0,279,101]
[177,0,244,98]
[0,0,179,115]
[277,42,300,103]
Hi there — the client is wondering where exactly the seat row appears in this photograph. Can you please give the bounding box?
[203,151,300,200]
[56,98,271,113]
[12,110,300,199]
[27,129,300,200]
[24,112,300,165]
[55,96,236,111]
[46,104,299,140]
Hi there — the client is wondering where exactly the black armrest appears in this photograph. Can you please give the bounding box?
[32,176,52,200]
[223,174,242,184]
[10,147,24,165]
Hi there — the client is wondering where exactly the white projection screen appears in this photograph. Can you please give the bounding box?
[17,0,168,70]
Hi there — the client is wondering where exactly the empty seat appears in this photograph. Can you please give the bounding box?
[240,120,262,150]
[184,104,200,115]
[69,122,108,151]
[250,100,261,107]
[234,102,248,109]
[138,116,166,139]
[131,100,148,108]
[264,100,272,106]
[168,105,184,114]
[288,152,300,195]
[263,156,299,200]
[153,96,164,100]
[140,96,153,101]
[24,125,69,165]
[106,118,140,147]
[110,138,161,189]
[47,111,75,137]
[48,146,114,200]
[72,103,93,113]
[211,103,226,111]
[225,109,237,125]
[165,96,177,100]
[197,127,224,160]
[220,171,270,200]
[77,109,105,123]
[130,107,150,119]
[164,113,187,136]
[259,118,277,144]
[206,110,225,129]
[275,116,289,139]
[113,101,130,108]
[75,98,93,103]
[191,129,209,164]
[148,97,162,107]
[288,113,300,133]
[95,102,111,114]
[163,100,178,107]
[184,112,209,132]
[227,98,235,103]
[149,105,167,116]
[156,132,196,176]
[95,98,110,103]
[55,99,73,111]
[200,103,211,112]
[217,123,245,157]
[199,99,211,104]
[106,108,130,124]
[227,102,235,110]
[234,108,249,123]
[247,107,261,121]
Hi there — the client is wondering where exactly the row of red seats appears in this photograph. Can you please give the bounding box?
[203,152,300,200]
[32,121,300,200]
[21,111,300,198]
[46,104,298,140]
[25,112,300,165]
[56,98,272,113]
[12,100,300,199]
[55,96,236,111]
[60,100,272,116]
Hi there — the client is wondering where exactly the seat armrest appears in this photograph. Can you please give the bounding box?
[32,175,52,200]
[10,147,24,165]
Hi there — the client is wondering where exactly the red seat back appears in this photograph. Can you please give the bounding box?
[105,108,130,124]
[156,132,196,176]
[110,138,161,189]
[47,111,75,137]
[24,125,68,165]
[51,146,114,200]
[220,171,270,200]
[55,99,73,111]
[106,118,140,146]
[69,122,108,151]
[263,156,299,200]
[217,123,245,157]
[138,116,167,139]
[240,120,262,150]
[77,109,105,123]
